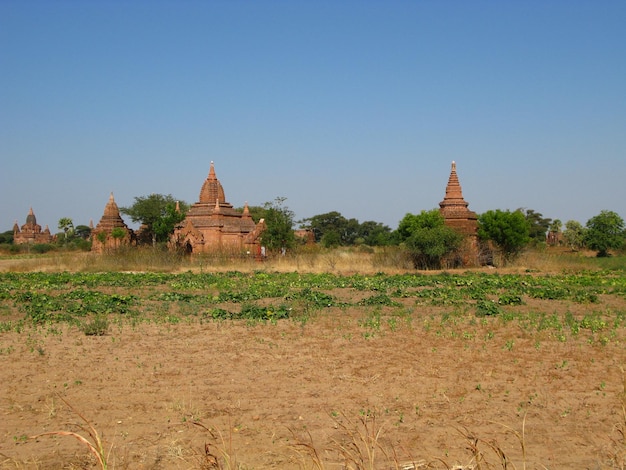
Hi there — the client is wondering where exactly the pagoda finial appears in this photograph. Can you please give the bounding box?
[439,160,467,209]
[209,161,216,180]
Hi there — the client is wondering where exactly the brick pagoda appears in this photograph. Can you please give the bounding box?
[13,208,53,245]
[91,193,135,253]
[169,162,264,255]
[439,161,479,265]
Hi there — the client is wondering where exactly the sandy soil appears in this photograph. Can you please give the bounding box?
[1,298,625,469]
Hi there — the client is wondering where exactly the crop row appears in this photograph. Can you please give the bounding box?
[2,270,625,293]
[1,271,625,326]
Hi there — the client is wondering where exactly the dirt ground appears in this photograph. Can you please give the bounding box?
[0,294,625,470]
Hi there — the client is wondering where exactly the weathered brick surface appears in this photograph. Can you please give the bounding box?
[439,161,479,265]
[13,208,54,245]
[91,193,135,253]
[170,162,264,255]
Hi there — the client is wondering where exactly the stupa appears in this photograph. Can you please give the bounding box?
[13,208,53,245]
[91,193,135,253]
[169,162,264,255]
[439,161,478,236]
[439,161,479,265]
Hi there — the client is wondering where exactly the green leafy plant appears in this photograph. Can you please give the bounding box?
[475,299,501,317]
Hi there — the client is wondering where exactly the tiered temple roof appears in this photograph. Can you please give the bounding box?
[439,161,478,236]
[13,208,53,245]
[96,193,129,230]
[438,161,480,266]
[170,162,263,254]
[91,193,135,252]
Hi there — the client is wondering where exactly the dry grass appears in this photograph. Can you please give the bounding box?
[3,245,620,275]
[287,409,507,470]
[2,246,625,467]
[191,420,239,470]
[0,246,410,275]
[29,395,111,470]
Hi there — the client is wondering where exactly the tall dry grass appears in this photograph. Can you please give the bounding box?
[0,245,622,274]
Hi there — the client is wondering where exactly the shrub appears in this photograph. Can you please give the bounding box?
[585,210,625,257]
[81,316,109,336]
[475,299,502,317]
[31,244,54,254]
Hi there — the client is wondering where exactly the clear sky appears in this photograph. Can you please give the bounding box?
[2,0,625,232]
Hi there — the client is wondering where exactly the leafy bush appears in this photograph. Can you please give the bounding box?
[498,293,524,306]
[585,210,625,257]
[478,209,530,263]
[31,244,54,254]
[397,210,463,269]
[358,293,399,307]
[207,303,291,321]
[284,287,335,308]
[475,299,501,317]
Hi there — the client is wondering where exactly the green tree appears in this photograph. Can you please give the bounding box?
[397,209,463,269]
[74,225,92,240]
[301,211,360,246]
[153,202,188,244]
[396,210,444,242]
[549,219,563,233]
[522,209,552,243]
[260,197,296,253]
[303,211,345,245]
[301,212,391,247]
[356,220,393,246]
[562,220,586,251]
[584,210,625,257]
[478,209,530,262]
[0,230,14,244]
[57,217,74,245]
[547,219,563,246]
[320,231,341,248]
[121,194,188,245]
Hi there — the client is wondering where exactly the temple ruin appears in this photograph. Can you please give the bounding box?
[13,208,54,245]
[90,193,135,253]
[169,162,265,255]
[439,161,479,265]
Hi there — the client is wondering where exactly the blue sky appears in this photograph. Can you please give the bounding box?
[2,1,625,232]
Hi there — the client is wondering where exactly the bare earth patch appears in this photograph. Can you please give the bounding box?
[1,296,625,469]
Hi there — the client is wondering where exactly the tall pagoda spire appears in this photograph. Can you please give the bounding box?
[438,161,477,236]
[95,192,129,230]
[439,161,468,211]
[199,161,226,204]
[26,207,37,226]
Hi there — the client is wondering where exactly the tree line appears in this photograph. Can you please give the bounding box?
[2,193,624,267]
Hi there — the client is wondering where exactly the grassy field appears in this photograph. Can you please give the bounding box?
[0,248,625,469]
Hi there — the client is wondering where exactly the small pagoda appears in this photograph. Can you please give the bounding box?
[169,162,264,255]
[91,193,135,253]
[13,208,54,245]
[439,161,479,265]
